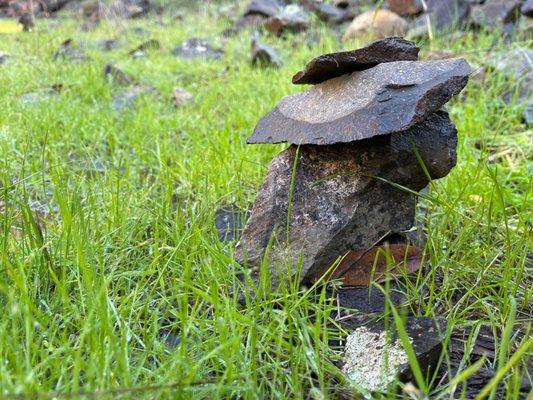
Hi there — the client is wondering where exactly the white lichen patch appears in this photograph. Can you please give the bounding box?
[342,326,410,392]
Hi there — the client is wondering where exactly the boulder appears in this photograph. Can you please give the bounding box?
[235,111,459,289]
[343,9,407,41]
[292,37,419,85]
[248,58,470,145]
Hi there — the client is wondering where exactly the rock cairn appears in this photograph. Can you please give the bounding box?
[236,37,470,291]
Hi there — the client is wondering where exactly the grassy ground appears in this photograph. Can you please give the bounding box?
[0,2,531,399]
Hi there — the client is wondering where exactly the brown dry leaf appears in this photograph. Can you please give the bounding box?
[315,244,424,286]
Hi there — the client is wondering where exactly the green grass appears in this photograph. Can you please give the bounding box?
[0,2,532,399]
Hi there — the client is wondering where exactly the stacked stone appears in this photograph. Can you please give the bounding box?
[235,37,470,290]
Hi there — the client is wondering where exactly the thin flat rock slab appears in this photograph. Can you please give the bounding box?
[341,317,446,393]
[249,58,470,145]
[236,111,458,290]
[333,284,407,315]
[172,38,224,60]
[292,37,419,85]
[408,0,470,38]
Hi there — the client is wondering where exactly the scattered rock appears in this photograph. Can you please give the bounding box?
[251,39,283,68]
[488,47,532,103]
[172,87,193,107]
[470,0,522,30]
[0,52,10,64]
[172,38,224,60]
[98,39,120,51]
[112,85,155,111]
[341,317,446,393]
[109,0,150,18]
[301,0,346,24]
[18,13,34,31]
[522,0,533,17]
[129,38,160,55]
[52,39,87,61]
[244,0,284,18]
[104,62,134,85]
[249,58,470,145]
[332,284,407,314]
[386,0,423,17]
[265,5,310,36]
[236,111,459,289]
[19,85,62,105]
[215,206,249,243]
[292,37,419,85]
[342,9,407,41]
[408,0,470,38]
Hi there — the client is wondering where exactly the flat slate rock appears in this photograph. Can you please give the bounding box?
[341,317,446,392]
[248,58,470,145]
[172,38,224,60]
[333,284,407,315]
[237,111,458,289]
[292,37,419,85]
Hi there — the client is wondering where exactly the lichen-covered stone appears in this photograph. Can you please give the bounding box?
[248,58,470,145]
[236,111,458,289]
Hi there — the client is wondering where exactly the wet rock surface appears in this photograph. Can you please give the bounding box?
[248,58,470,145]
[172,38,224,60]
[341,317,447,392]
[236,111,458,289]
[292,37,419,85]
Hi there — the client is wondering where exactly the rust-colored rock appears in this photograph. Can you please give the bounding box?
[386,0,423,16]
[292,37,419,85]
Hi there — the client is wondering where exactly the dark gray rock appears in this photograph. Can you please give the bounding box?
[244,0,284,17]
[248,58,470,145]
[334,284,407,314]
[265,6,310,35]
[0,52,9,64]
[470,0,522,29]
[236,111,458,289]
[215,206,249,243]
[408,0,470,38]
[104,62,134,85]
[172,38,224,60]
[292,37,419,85]
[98,39,120,51]
[251,39,283,68]
[341,317,446,392]
[522,0,533,17]
[488,47,532,103]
